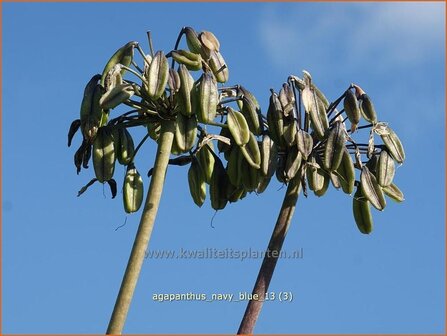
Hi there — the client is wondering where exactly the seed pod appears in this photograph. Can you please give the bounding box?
[104,64,124,92]
[266,91,284,147]
[379,126,405,164]
[80,75,103,143]
[239,86,262,135]
[100,41,137,86]
[260,135,277,178]
[330,172,341,189]
[376,150,395,187]
[353,187,373,234]
[366,154,379,174]
[240,132,261,169]
[145,50,169,100]
[195,73,218,123]
[226,146,242,187]
[177,64,195,117]
[335,148,355,194]
[227,108,250,146]
[279,83,295,117]
[114,128,135,165]
[123,165,144,214]
[93,127,116,183]
[314,172,329,197]
[74,141,86,174]
[283,117,297,147]
[324,121,346,171]
[296,129,313,159]
[184,27,203,54]
[241,158,260,192]
[227,183,246,203]
[359,94,377,124]
[210,157,228,210]
[343,89,360,132]
[147,121,161,141]
[188,159,206,207]
[199,31,220,52]
[175,114,197,153]
[171,49,202,71]
[256,176,271,194]
[382,183,404,202]
[100,83,135,110]
[360,166,386,211]
[167,68,181,93]
[82,143,92,169]
[275,154,287,184]
[197,143,215,184]
[306,153,325,192]
[217,127,232,154]
[68,119,81,147]
[285,146,302,181]
[208,51,229,83]
[302,86,328,139]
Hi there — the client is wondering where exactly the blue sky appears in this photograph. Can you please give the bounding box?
[2,2,445,334]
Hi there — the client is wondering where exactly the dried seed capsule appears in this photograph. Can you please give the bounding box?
[360,166,386,211]
[240,132,261,169]
[227,108,250,146]
[167,68,181,93]
[335,148,355,194]
[208,50,229,83]
[366,154,379,174]
[100,41,138,86]
[306,153,325,192]
[283,117,297,147]
[275,154,287,183]
[260,134,277,178]
[285,146,302,181]
[359,94,377,124]
[353,187,373,234]
[100,83,135,110]
[382,183,404,202]
[343,89,360,132]
[376,150,395,187]
[175,114,197,153]
[68,119,81,147]
[302,86,328,139]
[80,75,103,143]
[256,176,271,194]
[93,127,116,183]
[266,91,285,148]
[324,121,346,171]
[145,50,169,100]
[123,165,144,214]
[196,142,215,184]
[177,64,195,117]
[171,50,202,71]
[199,31,220,52]
[188,159,206,207]
[296,129,313,160]
[195,73,218,123]
[379,126,405,164]
[239,86,262,135]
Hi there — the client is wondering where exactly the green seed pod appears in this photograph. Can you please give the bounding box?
[239,86,262,135]
[100,83,135,110]
[226,183,246,203]
[260,134,277,178]
[210,157,228,210]
[353,186,373,234]
[306,153,325,192]
[171,50,203,71]
[145,50,169,100]
[226,146,242,187]
[195,73,218,123]
[376,150,395,187]
[240,132,261,169]
[93,127,116,183]
[379,126,405,164]
[366,154,379,173]
[283,117,297,147]
[208,51,229,83]
[343,89,361,132]
[266,91,284,148]
[227,108,250,146]
[296,129,313,160]
[324,121,346,171]
[113,128,135,165]
[167,68,181,93]
[256,176,271,194]
[285,146,302,181]
[241,157,260,192]
[217,126,232,154]
[313,172,329,197]
[359,94,377,124]
[197,142,215,184]
[177,64,195,117]
[335,148,355,195]
[188,159,206,207]
[100,41,138,87]
[175,114,197,153]
[184,27,203,55]
[123,165,144,214]
[382,183,404,202]
[360,166,386,211]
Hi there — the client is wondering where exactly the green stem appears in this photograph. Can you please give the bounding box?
[237,175,302,334]
[106,120,175,335]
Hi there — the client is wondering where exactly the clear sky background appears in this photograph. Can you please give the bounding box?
[3,2,445,334]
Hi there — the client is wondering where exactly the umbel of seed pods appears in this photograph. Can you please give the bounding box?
[67,27,404,234]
